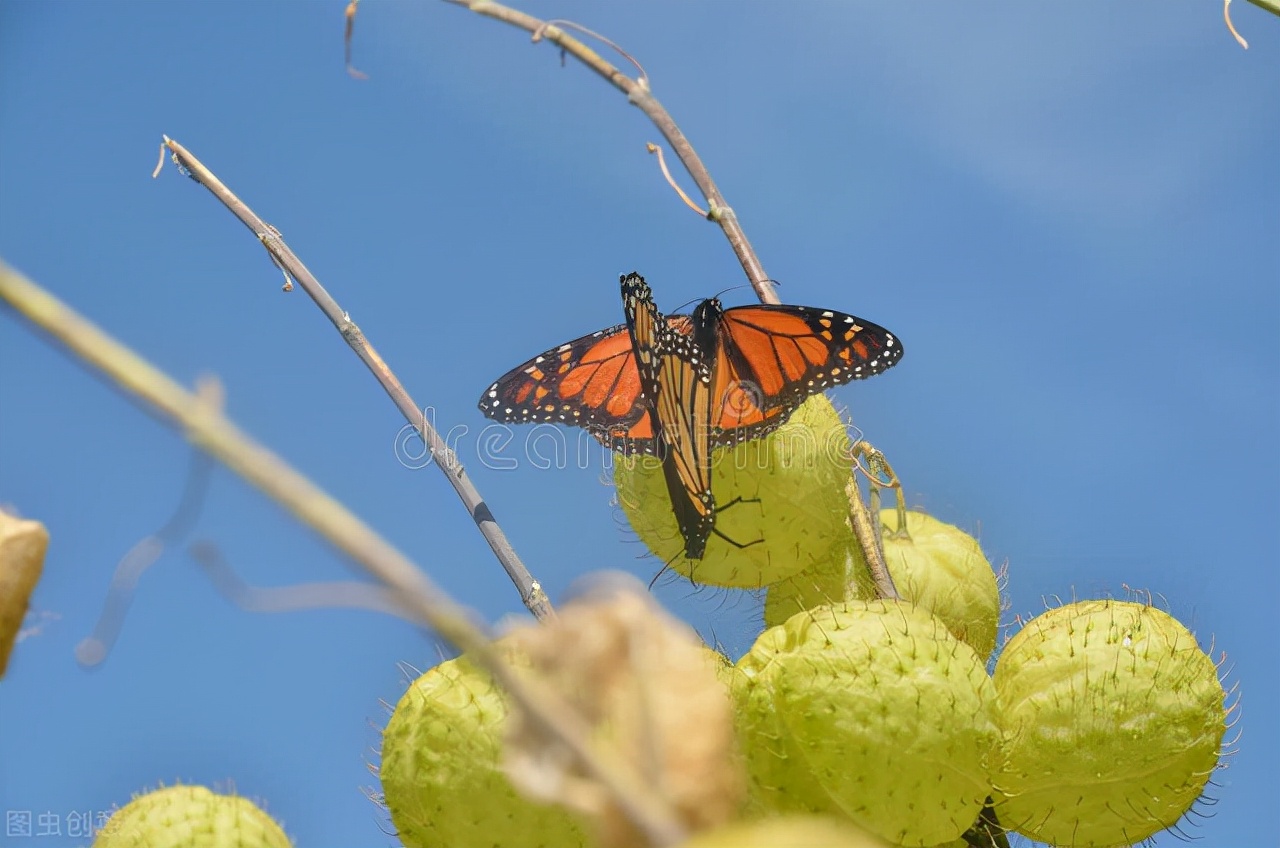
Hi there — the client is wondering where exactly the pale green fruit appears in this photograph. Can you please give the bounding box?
[93,785,290,848]
[615,396,855,589]
[880,510,1000,660]
[760,537,863,629]
[733,601,1000,847]
[993,600,1226,847]
[726,656,834,821]
[380,653,588,848]
[679,815,891,848]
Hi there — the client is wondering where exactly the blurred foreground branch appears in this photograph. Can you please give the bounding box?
[0,260,687,847]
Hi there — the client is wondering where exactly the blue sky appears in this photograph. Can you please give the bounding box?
[1,2,1276,846]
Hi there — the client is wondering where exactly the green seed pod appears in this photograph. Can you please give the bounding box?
[993,599,1227,846]
[678,815,891,848]
[733,601,1000,847]
[379,651,589,848]
[879,509,1000,660]
[615,396,855,589]
[93,784,291,848]
[761,536,868,630]
[726,655,835,821]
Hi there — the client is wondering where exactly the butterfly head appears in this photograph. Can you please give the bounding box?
[692,297,723,323]
[687,296,724,354]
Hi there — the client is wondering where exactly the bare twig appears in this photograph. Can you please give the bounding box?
[441,0,778,305]
[190,540,421,623]
[155,136,552,623]
[647,143,707,217]
[345,0,370,79]
[531,18,649,86]
[0,263,464,631]
[0,260,687,847]
[76,445,215,668]
[1225,0,1249,47]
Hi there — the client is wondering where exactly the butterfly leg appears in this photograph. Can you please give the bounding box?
[709,495,765,550]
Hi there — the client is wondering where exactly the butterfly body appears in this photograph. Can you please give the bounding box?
[479,272,903,559]
[621,275,720,558]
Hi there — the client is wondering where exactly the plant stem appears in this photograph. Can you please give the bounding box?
[442,0,778,305]
[158,136,552,623]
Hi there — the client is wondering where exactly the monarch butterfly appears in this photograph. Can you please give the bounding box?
[479,272,903,557]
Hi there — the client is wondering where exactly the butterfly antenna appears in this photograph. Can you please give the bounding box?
[668,295,702,315]
[670,280,773,314]
[714,279,782,303]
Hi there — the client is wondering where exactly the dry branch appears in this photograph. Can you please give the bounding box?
[0,259,687,847]
[156,136,552,623]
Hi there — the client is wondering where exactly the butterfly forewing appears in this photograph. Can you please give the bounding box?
[708,304,903,444]
[479,323,646,433]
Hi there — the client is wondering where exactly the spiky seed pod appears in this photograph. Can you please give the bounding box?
[760,536,865,628]
[0,509,47,677]
[380,646,589,848]
[993,599,1227,847]
[727,655,837,821]
[677,815,892,848]
[615,396,855,589]
[879,510,1000,660]
[92,785,291,848]
[733,601,1000,847]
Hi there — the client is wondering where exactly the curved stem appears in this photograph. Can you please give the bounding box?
[158,136,552,623]
[443,0,779,305]
[846,476,898,601]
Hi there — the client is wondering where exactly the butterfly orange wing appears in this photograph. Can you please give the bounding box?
[480,323,643,425]
[478,315,697,456]
[708,304,903,443]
